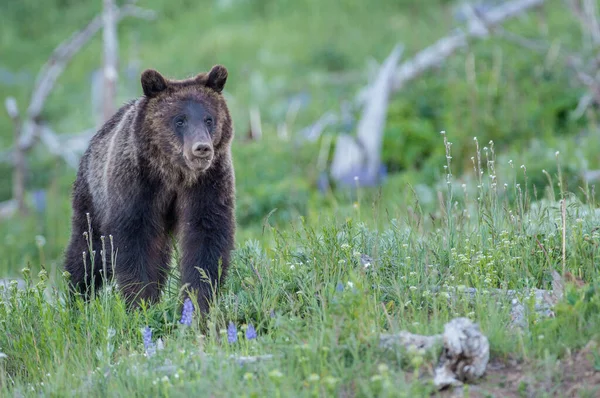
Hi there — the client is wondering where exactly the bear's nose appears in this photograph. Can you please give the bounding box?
[192,142,212,158]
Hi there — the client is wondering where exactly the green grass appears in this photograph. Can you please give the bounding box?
[1,131,599,397]
[2,0,600,395]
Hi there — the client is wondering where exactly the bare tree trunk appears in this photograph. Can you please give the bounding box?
[0,1,156,220]
[5,98,27,215]
[330,45,403,186]
[102,0,119,122]
[13,134,27,216]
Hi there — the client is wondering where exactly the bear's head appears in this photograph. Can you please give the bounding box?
[140,65,232,174]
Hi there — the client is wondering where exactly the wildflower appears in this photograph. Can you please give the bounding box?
[335,282,344,292]
[377,364,389,374]
[370,374,383,383]
[179,298,194,326]
[324,376,339,388]
[35,235,46,248]
[268,369,283,380]
[141,326,156,357]
[227,322,238,343]
[142,326,153,349]
[245,323,257,340]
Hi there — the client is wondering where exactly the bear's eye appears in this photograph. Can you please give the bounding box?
[174,115,186,128]
[204,117,213,128]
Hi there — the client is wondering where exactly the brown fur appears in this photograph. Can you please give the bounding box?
[64,65,236,315]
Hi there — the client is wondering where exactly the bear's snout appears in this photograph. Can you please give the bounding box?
[183,140,214,171]
[191,142,213,159]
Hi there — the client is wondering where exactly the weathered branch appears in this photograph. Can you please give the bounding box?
[492,7,600,114]
[380,317,490,390]
[390,0,545,92]
[19,0,156,151]
[38,125,93,169]
[567,0,600,46]
[5,98,27,215]
[0,0,155,219]
[300,0,547,186]
[248,106,263,140]
[330,45,403,186]
[102,0,119,122]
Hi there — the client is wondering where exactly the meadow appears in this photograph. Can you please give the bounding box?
[1,0,599,396]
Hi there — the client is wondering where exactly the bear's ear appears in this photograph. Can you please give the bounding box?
[205,65,228,93]
[141,69,168,98]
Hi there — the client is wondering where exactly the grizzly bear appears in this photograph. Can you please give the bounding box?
[63,65,236,315]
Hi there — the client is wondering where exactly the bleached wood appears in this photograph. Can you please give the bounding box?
[433,318,489,389]
[391,0,545,91]
[300,0,547,185]
[18,0,156,151]
[102,0,119,122]
[4,97,26,215]
[380,317,490,390]
[330,45,403,185]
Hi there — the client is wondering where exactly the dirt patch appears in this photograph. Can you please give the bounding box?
[437,341,600,397]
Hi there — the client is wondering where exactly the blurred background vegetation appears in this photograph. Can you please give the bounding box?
[0,0,599,279]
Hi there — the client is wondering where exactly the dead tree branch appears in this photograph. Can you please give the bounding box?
[380,318,490,390]
[330,45,403,186]
[306,0,546,187]
[567,0,600,46]
[489,1,600,120]
[19,0,156,151]
[102,0,119,122]
[390,0,545,92]
[1,0,155,219]
[4,98,27,215]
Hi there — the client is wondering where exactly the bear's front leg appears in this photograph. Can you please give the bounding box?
[178,171,235,315]
[105,195,173,308]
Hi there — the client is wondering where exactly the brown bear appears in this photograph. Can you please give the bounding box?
[63,65,236,316]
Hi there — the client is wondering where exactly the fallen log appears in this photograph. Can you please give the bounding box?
[380,317,490,390]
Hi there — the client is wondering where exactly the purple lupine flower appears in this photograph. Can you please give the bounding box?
[141,326,156,357]
[32,189,47,214]
[246,323,257,340]
[336,282,344,292]
[179,298,194,326]
[270,309,276,318]
[227,321,238,343]
[142,326,153,349]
